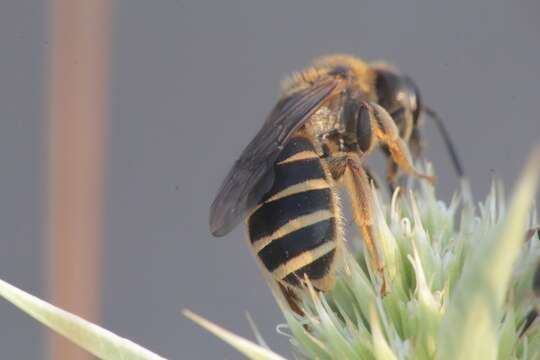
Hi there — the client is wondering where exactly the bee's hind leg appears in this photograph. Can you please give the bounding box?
[278,283,304,315]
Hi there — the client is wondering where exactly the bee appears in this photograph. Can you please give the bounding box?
[209,54,461,296]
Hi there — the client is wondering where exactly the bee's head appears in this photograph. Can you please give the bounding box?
[372,65,422,126]
[371,63,465,178]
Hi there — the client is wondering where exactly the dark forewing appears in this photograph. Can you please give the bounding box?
[210,79,341,236]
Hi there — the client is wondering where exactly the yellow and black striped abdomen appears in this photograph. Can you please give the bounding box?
[247,134,341,291]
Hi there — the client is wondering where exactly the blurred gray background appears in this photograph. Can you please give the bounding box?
[1,0,539,359]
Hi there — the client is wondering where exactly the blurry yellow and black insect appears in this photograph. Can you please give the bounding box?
[209,54,463,296]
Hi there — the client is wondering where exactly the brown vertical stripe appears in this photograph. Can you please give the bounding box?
[47,1,110,359]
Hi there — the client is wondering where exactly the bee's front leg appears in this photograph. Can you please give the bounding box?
[372,105,415,193]
[362,102,435,185]
[408,126,424,159]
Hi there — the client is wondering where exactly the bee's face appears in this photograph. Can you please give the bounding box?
[373,67,422,125]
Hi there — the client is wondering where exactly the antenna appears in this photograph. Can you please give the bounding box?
[423,106,465,178]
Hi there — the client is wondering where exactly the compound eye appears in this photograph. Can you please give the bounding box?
[356,104,373,153]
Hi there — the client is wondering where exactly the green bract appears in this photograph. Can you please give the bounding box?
[0,151,538,360]
[189,150,540,360]
[0,278,166,360]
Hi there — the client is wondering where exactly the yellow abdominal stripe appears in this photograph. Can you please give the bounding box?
[272,241,336,280]
[251,209,333,253]
[265,179,330,203]
[276,151,319,165]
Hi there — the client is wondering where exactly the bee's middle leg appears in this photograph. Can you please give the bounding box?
[340,153,387,294]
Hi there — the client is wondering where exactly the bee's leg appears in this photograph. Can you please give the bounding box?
[278,283,304,315]
[390,107,414,143]
[408,127,424,159]
[519,309,539,337]
[363,165,380,189]
[386,159,400,194]
[364,102,435,184]
[384,129,423,194]
[379,143,399,194]
[343,153,387,294]
[325,152,380,190]
[379,107,416,193]
[325,152,348,180]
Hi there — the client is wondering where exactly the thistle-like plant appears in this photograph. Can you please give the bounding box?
[186,150,540,360]
[0,151,538,360]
